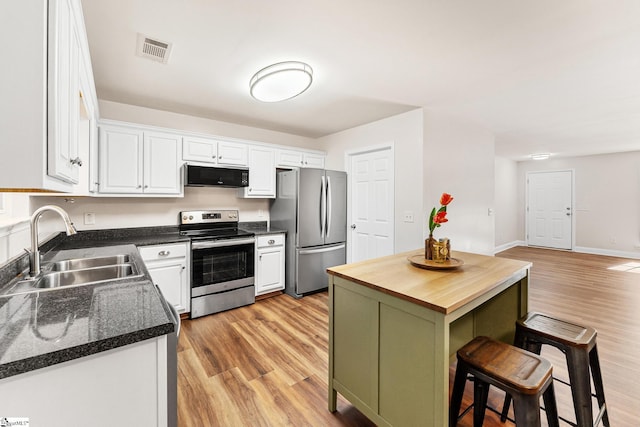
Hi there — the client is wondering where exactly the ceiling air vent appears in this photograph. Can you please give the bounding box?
[136,33,172,64]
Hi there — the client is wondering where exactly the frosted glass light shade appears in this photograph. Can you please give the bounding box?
[531,153,551,160]
[250,61,313,102]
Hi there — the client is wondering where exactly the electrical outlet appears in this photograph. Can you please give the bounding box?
[258,209,265,218]
[84,212,95,225]
[403,211,414,223]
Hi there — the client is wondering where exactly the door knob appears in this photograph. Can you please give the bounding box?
[350,224,356,230]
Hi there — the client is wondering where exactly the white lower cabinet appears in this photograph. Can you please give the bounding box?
[255,233,285,296]
[0,336,173,427]
[140,243,190,314]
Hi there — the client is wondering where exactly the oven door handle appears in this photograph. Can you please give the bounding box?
[191,237,256,249]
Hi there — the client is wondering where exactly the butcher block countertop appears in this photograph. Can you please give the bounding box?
[327,249,531,314]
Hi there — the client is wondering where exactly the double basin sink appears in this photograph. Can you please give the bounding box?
[6,254,142,296]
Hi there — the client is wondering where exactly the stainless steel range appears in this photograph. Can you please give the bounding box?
[179,210,255,318]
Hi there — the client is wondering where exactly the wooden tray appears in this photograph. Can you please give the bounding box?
[407,254,464,270]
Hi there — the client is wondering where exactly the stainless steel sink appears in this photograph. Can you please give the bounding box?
[50,255,131,271]
[35,264,139,289]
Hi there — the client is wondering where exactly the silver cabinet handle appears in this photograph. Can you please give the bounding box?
[136,185,142,189]
[158,250,170,256]
[350,224,356,229]
[268,239,275,245]
[144,185,149,189]
[70,157,83,166]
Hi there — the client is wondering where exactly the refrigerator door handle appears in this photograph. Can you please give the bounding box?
[298,243,346,255]
[320,175,327,238]
[326,175,332,239]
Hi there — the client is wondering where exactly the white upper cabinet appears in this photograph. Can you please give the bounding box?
[48,0,81,184]
[143,132,183,194]
[302,152,325,168]
[182,136,217,163]
[239,146,276,198]
[0,0,97,192]
[217,141,248,166]
[277,149,325,169]
[98,126,143,194]
[98,124,182,195]
[183,137,248,167]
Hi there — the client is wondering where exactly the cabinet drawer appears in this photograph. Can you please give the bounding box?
[257,234,284,248]
[139,242,188,261]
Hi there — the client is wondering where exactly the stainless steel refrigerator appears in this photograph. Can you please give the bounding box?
[270,168,347,297]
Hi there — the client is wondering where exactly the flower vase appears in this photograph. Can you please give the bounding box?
[425,234,437,260]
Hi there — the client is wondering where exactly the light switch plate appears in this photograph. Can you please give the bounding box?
[403,211,414,223]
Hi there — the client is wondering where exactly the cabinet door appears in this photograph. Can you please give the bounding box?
[140,243,190,314]
[47,0,80,184]
[182,136,217,164]
[242,146,275,198]
[146,259,189,314]
[303,153,325,168]
[256,238,285,295]
[98,126,143,193]
[277,150,304,168]
[217,141,248,166]
[143,131,181,194]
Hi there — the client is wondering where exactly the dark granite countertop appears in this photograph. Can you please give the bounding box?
[0,244,175,380]
[51,225,189,250]
[0,221,289,380]
[239,221,287,236]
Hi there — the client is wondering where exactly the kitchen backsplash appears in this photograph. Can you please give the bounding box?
[0,187,270,265]
[30,186,270,233]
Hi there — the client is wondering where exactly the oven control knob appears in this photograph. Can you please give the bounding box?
[182,215,187,221]
[189,215,194,220]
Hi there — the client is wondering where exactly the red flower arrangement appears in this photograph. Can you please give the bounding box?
[428,193,454,236]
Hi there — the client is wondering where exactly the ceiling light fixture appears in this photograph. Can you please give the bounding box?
[530,153,551,160]
[249,61,313,102]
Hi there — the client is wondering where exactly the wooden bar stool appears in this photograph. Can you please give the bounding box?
[450,335,559,427]
[501,312,609,427]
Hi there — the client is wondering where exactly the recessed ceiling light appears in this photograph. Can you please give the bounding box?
[530,153,551,160]
[249,61,313,102]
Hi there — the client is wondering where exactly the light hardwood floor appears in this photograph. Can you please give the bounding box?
[177,247,639,426]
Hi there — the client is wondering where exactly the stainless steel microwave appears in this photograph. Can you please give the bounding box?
[184,164,249,188]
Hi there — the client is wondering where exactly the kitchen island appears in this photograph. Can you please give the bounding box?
[327,249,531,427]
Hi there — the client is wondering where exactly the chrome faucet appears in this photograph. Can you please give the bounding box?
[29,205,77,276]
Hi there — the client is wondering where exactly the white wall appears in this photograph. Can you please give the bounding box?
[99,100,320,150]
[319,109,424,253]
[517,151,640,258]
[494,156,520,249]
[423,111,496,255]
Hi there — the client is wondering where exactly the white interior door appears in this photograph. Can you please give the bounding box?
[348,147,394,262]
[527,170,573,249]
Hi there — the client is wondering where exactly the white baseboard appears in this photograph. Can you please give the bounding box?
[574,246,640,260]
[494,240,526,254]
[494,240,640,260]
